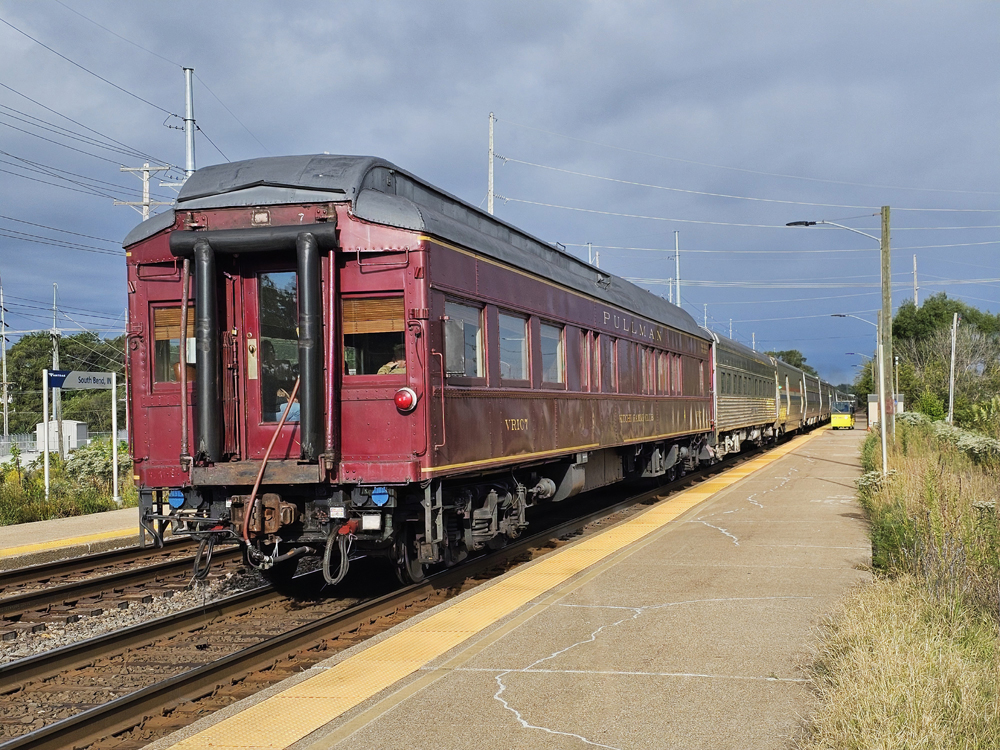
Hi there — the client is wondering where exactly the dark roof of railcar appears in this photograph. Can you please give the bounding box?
[123,154,709,341]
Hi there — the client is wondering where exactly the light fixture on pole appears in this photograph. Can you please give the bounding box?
[789,214,894,441]
[831,313,887,476]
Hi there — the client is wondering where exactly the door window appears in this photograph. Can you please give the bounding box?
[343,296,405,376]
[152,306,195,383]
[259,271,299,422]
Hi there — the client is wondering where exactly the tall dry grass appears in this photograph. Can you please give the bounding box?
[801,420,1000,749]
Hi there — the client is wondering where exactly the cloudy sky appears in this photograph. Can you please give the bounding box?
[0,1,996,384]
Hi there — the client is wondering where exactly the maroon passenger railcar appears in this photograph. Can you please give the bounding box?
[125,155,715,584]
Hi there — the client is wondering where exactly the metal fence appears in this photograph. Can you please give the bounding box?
[0,434,36,458]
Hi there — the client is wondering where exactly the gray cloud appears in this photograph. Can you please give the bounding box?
[0,0,996,384]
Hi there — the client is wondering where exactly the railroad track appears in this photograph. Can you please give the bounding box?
[0,442,775,750]
[0,541,243,635]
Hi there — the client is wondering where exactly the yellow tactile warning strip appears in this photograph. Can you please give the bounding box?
[0,528,137,558]
[171,428,828,750]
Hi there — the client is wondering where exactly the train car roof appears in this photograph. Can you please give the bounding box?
[713,333,774,368]
[123,154,709,341]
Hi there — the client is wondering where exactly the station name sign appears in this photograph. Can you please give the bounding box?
[601,310,663,342]
[48,370,115,390]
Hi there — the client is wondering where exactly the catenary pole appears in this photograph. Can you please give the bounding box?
[112,371,120,505]
[876,313,888,476]
[913,254,918,306]
[42,369,49,499]
[1,274,7,439]
[184,67,196,177]
[52,284,63,461]
[674,231,681,308]
[487,112,494,216]
[948,312,959,423]
[881,206,893,442]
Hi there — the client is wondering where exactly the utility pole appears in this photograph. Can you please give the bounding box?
[116,163,172,220]
[595,250,600,268]
[729,319,732,339]
[184,67,196,177]
[703,304,707,329]
[52,284,63,461]
[0,274,7,440]
[913,254,918,306]
[667,278,673,304]
[948,312,959,423]
[487,112,494,216]
[752,332,755,351]
[674,231,681,308]
[880,206,894,441]
[587,242,592,266]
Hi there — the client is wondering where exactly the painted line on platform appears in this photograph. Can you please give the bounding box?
[0,528,138,558]
[169,428,828,750]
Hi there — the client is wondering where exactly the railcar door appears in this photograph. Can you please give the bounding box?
[240,262,302,460]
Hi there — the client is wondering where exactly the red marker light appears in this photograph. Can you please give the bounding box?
[394,387,417,412]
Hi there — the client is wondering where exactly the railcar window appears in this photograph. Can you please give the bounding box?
[540,323,564,384]
[580,333,589,391]
[259,272,301,421]
[657,352,668,394]
[498,312,528,381]
[444,300,484,378]
[671,354,681,396]
[601,336,617,393]
[343,296,405,379]
[590,333,604,393]
[152,306,195,383]
[699,362,705,396]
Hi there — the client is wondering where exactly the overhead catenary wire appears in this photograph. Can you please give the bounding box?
[0,151,176,201]
[0,214,121,245]
[496,116,1000,197]
[0,16,177,116]
[500,156,1000,213]
[498,194,1000,231]
[0,81,178,169]
[50,1,268,157]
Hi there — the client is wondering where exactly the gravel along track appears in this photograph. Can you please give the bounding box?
[0,546,245,653]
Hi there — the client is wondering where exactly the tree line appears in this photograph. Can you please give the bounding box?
[853,293,1000,430]
[5,332,124,434]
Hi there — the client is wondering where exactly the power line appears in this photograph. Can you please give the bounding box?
[501,193,1000,232]
[563,240,1000,255]
[196,125,230,162]
[0,104,153,161]
[0,229,125,256]
[0,151,175,201]
[497,116,1000,197]
[501,156,1000,213]
[0,214,118,244]
[49,2,267,157]
[0,81,176,169]
[0,16,176,116]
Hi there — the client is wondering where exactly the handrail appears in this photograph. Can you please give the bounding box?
[431,351,446,451]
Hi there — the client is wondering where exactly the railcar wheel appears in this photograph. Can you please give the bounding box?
[394,524,427,585]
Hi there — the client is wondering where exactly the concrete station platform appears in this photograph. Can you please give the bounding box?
[0,506,141,568]
[151,426,869,750]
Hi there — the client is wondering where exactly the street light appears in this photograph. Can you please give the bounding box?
[789,217,895,445]
[846,352,872,360]
[829,313,888,476]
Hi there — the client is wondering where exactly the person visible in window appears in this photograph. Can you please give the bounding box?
[377,343,406,375]
[261,339,296,421]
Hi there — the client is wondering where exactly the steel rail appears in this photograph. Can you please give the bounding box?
[0,538,193,589]
[0,546,241,617]
[0,441,775,750]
